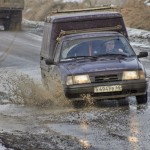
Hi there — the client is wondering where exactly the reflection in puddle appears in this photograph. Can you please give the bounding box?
[128,136,139,143]
[80,121,89,132]
[47,123,95,148]
[79,139,91,149]
[46,121,127,149]
[128,113,140,150]
[128,101,147,150]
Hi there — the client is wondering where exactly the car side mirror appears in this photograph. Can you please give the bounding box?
[45,59,54,65]
[137,52,148,58]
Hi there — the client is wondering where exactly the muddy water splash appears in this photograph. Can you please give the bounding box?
[0,71,71,108]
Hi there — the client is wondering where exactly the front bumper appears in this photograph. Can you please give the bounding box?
[64,80,148,100]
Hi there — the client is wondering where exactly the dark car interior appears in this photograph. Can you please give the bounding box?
[66,39,126,58]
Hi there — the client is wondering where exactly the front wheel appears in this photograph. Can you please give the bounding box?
[72,100,87,109]
[136,92,148,104]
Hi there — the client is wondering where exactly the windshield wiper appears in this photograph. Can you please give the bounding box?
[66,55,98,60]
[111,53,128,57]
[97,53,128,57]
[65,53,128,61]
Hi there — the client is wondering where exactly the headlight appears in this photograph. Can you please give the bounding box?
[122,71,145,80]
[66,75,91,85]
[139,70,146,79]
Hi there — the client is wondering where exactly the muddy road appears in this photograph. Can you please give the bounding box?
[0,29,150,150]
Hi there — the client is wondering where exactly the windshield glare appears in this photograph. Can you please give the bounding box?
[60,36,135,60]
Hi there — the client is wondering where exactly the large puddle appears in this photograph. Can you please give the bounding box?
[0,94,150,149]
[47,123,112,149]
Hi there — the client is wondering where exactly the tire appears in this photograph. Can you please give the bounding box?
[72,100,86,109]
[9,20,21,31]
[4,20,10,31]
[136,92,148,104]
[15,21,21,31]
[8,11,22,31]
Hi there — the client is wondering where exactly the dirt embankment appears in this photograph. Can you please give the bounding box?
[23,0,150,31]
[121,0,150,30]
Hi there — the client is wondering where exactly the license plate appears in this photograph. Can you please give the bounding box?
[94,85,122,93]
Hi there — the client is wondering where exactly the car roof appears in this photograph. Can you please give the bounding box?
[46,11,122,23]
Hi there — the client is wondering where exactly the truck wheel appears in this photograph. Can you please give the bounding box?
[8,11,22,31]
[9,22,15,31]
[136,92,148,104]
[9,21,21,31]
[13,22,21,31]
[4,21,10,31]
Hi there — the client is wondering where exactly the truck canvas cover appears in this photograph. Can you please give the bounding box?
[41,11,128,59]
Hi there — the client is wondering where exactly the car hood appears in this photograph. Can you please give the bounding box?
[59,57,139,75]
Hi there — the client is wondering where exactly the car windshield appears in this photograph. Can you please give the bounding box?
[60,36,135,61]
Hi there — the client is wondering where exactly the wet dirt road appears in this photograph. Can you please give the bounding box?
[0,30,150,150]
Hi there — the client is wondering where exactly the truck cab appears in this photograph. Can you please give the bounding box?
[0,0,24,30]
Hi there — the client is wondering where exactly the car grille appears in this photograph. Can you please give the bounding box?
[94,75,119,83]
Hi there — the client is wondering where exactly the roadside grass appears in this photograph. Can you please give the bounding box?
[121,0,150,30]
[24,0,150,30]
